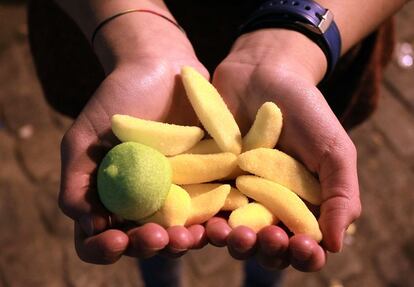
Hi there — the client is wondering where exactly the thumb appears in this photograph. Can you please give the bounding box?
[318,141,361,252]
[59,119,115,236]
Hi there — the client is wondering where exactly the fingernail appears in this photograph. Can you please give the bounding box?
[79,215,94,236]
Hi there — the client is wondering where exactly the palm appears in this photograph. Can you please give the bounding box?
[84,58,205,138]
[214,61,339,164]
[211,60,360,271]
[59,58,209,264]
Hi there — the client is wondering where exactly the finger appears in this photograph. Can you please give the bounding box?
[126,223,169,258]
[289,234,326,272]
[257,226,289,256]
[227,226,257,260]
[188,224,208,249]
[255,226,289,270]
[163,226,193,256]
[75,222,129,264]
[205,217,232,247]
[318,141,361,252]
[59,120,114,235]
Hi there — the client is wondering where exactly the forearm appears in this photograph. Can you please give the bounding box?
[319,0,409,53]
[230,0,409,84]
[53,0,173,39]
[53,0,193,72]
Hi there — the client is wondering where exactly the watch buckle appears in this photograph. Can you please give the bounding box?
[295,9,333,35]
[317,9,334,34]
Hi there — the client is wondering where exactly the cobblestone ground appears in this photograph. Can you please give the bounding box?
[0,2,413,287]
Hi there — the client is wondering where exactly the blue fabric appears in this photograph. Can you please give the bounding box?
[139,256,182,287]
[138,256,282,287]
[243,258,283,287]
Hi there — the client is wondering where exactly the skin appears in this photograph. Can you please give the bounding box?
[207,29,361,271]
[59,10,210,264]
[55,0,409,271]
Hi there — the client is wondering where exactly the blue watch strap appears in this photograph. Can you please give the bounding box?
[239,0,342,83]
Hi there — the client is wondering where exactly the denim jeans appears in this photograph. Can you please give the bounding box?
[139,256,282,287]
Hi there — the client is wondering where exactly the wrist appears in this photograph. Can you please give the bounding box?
[229,29,328,85]
[92,9,195,73]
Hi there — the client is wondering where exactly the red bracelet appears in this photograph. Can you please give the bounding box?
[91,9,185,47]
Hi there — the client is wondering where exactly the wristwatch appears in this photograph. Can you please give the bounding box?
[239,0,341,83]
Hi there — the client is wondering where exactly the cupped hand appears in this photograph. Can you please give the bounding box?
[59,44,209,263]
[207,29,361,272]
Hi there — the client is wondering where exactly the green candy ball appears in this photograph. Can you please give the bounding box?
[97,142,172,220]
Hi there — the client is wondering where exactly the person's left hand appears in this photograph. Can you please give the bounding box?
[204,29,361,272]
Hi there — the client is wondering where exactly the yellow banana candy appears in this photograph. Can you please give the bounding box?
[236,175,322,242]
[181,66,242,155]
[228,202,278,233]
[242,102,283,152]
[186,184,231,225]
[184,138,221,154]
[169,152,238,184]
[139,184,191,228]
[220,166,247,181]
[112,114,204,156]
[183,138,245,180]
[104,65,324,242]
[182,183,248,211]
[238,148,322,205]
[223,186,249,211]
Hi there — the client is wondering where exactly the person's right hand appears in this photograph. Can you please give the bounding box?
[58,11,209,264]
